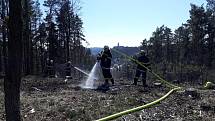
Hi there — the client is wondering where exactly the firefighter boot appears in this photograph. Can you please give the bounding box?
[111,78,114,85]
[132,78,138,85]
[142,80,147,87]
[104,79,109,86]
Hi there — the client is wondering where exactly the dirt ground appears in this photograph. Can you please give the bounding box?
[0,76,215,121]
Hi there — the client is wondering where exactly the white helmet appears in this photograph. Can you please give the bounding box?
[140,50,145,55]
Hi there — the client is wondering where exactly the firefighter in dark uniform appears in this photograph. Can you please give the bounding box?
[45,59,54,77]
[45,58,51,77]
[97,46,114,86]
[49,59,54,77]
[133,50,151,86]
[65,61,72,76]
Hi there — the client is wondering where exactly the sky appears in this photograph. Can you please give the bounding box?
[40,0,206,48]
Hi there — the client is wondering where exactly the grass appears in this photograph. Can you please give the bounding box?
[0,77,215,120]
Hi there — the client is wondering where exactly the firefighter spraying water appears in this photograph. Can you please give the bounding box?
[96,45,115,91]
[81,45,115,91]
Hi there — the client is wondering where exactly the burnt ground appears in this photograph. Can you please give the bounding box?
[0,76,215,121]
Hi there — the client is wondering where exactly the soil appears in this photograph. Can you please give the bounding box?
[0,76,215,121]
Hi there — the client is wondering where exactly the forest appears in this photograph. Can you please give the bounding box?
[0,0,215,121]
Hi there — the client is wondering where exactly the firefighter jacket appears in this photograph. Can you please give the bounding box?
[98,50,112,69]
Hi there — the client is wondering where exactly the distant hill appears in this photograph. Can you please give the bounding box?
[90,47,103,55]
[90,46,140,56]
[112,46,140,59]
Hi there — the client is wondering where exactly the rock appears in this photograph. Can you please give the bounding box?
[173,80,179,83]
[138,88,149,93]
[66,76,73,79]
[200,104,212,111]
[99,96,106,100]
[64,79,68,83]
[96,84,110,92]
[154,82,162,87]
[73,86,81,91]
[136,98,146,104]
[49,75,55,78]
[110,91,117,95]
[29,108,35,114]
[185,88,199,99]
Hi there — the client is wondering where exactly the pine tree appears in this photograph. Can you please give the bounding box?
[23,0,33,75]
[163,26,173,63]
[174,24,191,64]
[188,4,207,65]
[34,22,47,73]
[205,0,215,68]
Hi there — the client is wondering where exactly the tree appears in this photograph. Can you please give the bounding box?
[206,0,215,12]
[205,0,215,68]
[4,0,23,120]
[43,0,58,23]
[148,26,165,64]
[163,26,173,63]
[33,22,47,74]
[188,4,207,65]
[31,0,42,31]
[57,0,72,62]
[55,0,85,64]
[174,24,191,64]
[23,0,33,75]
[1,0,8,74]
[140,39,148,53]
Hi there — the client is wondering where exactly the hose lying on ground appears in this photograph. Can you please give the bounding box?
[96,48,182,121]
[96,87,180,121]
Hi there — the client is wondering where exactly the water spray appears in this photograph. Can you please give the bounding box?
[74,67,89,76]
[80,62,101,89]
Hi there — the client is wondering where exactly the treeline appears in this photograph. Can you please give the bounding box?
[141,1,215,73]
[0,0,94,76]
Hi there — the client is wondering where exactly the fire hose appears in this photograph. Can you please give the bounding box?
[96,48,182,121]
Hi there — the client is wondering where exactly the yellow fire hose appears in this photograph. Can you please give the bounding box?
[96,48,182,121]
[96,87,180,121]
[111,48,181,89]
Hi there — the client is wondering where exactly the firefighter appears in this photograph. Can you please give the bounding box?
[65,61,72,76]
[44,58,50,77]
[49,59,55,77]
[133,50,151,87]
[97,45,114,86]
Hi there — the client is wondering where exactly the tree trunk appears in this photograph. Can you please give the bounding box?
[0,47,1,72]
[23,0,31,75]
[4,0,23,121]
[1,0,7,74]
